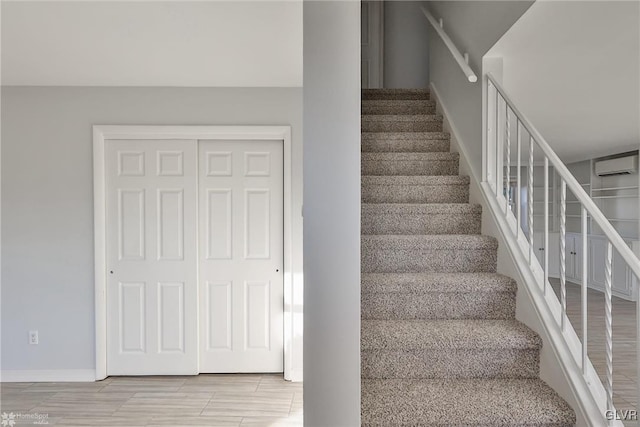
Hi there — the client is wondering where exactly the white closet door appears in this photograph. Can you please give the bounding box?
[106,139,198,375]
[199,140,284,373]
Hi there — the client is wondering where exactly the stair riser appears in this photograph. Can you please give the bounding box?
[361,139,450,153]
[362,213,481,235]
[362,120,443,133]
[362,104,436,115]
[362,93,430,101]
[362,159,459,176]
[362,185,469,203]
[361,292,515,320]
[361,249,497,273]
[361,349,539,379]
[362,378,576,426]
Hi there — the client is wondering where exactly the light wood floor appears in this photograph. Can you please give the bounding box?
[551,279,638,424]
[0,374,302,426]
[2,284,637,426]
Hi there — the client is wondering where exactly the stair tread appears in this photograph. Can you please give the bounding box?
[362,99,435,106]
[361,319,540,351]
[362,234,497,250]
[361,378,576,426]
[362,203,480,214]
[362,175,469,185]
[362,152,459,161]
[361,272,515,293]
[362,89,430,95]
[362,100,436,116]
[362,88,430,101]
[362,131,449,140]
[362,114,442,122]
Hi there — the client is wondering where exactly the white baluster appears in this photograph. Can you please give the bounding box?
[505,107,511,215]
[485,80,491,185]
[516,122,522,235]
[495,87,500,195]
[604,241,613,424]
[582,207,588,374]
[528,137,534,264]
[544,157,549,295]
[560,181,567,331]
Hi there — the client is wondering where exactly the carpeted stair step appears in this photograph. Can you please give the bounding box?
[361,203,480,235]
[361,235,497,273]
[362,175,469,204]
[362,114,443,132]
[361,319,541,379]
[362,100,436,115]
[361,132,450,153]
[359,89,576,425]
[362,152,459,176]
[361,378,576,426]
[362,88,430,101]
[361,272,516,320]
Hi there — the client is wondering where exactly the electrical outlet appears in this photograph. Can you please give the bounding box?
[29,330,39,345]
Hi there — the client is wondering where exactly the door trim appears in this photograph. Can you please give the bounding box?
[361,1,384,88]
[93,125,294,380]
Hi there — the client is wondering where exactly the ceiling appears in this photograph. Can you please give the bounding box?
[1,1,302,87]
[488,0,639,163]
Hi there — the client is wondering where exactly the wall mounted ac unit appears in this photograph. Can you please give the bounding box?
[595,155,638,176]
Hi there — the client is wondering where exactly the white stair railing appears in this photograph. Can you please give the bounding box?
[485,72,640,426]
[420,7,477,83]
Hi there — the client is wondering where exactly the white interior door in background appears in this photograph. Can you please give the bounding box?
[361,1,384,88]
[199,140,284,373]
[106,139,198,375]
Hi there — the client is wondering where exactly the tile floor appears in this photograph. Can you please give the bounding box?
[0,374,302,426]
[551,279,639,425]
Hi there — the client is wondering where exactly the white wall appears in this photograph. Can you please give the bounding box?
[426,0,534,180]
[384,1,430,88]
[488,0,640,164]
[0,87,303,374]
[1,1,302,87]
[431,84,592,427]
[303,1,361,425]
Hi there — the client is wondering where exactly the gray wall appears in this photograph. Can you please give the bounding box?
[0,86,302,371]
[384,1,430,88]
[426,0,534,179]
[303,1,361,426]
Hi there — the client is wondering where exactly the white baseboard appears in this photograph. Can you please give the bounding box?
[286,369,303,383]
[0,369,96,382]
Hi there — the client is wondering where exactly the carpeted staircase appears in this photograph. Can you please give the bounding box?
[360,88,576,426]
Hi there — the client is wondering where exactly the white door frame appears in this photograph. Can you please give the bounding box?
[361,0,384,88]
[93,125,295,380]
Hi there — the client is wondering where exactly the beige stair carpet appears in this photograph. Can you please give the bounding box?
[360,88,576,427]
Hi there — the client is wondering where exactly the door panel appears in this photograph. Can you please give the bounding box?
[613,247,631,296]
[589,237,607,288]
[119,282,145,353]
[206,190,232,259]
[199,140,284,373]
[106,139,198,375]
[574,235,583,282]
[590,237,632,296]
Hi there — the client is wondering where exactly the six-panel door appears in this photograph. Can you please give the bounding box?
[106,140,199,375]
[198,140,284,373]
[106,139,284,375]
